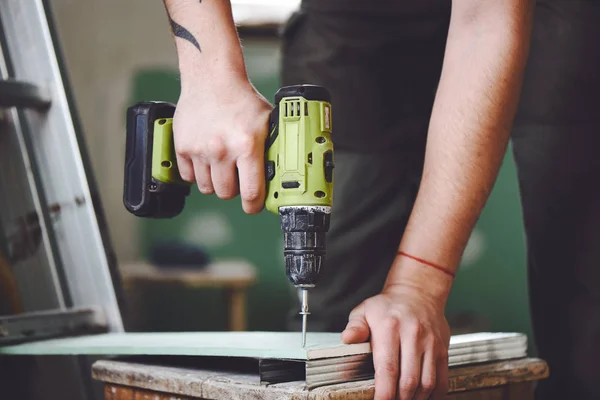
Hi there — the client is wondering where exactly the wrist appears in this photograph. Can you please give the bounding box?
[178,47,248,94]
[384,251,455,307]
[164,0,248,90]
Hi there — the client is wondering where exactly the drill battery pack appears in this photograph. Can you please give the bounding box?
[123,101,190,218]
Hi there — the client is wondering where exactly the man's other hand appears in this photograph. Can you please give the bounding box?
[341,284,450,400]
[172,77,273,214]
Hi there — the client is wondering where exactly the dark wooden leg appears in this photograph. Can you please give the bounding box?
[504,381,535,400]
[446,387,504,400]
[445,381,535,400]
[226,288,246,331]
[104,384,196,400]
[104,384,135,400]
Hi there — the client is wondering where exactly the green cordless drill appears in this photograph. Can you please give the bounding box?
[123,84,334,345]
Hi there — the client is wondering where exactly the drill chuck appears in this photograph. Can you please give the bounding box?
[280,206,331,287]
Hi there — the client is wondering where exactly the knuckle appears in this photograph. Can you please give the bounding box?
[180,170,193,182]
[234,133,257,157]
[207,136,227,161]
[193,143,209,159]
[174,140,191,157]
[421,376,436,392]
[405,322,423,341]
[438,344,449,359]
[347,320,363,330]
[196,178,213,194]
[412,322,423,337]
[382,317,399,332]
[214,183,236,199]
[376,361,398,376]
[400,375,419,394]
[241,182,261,202]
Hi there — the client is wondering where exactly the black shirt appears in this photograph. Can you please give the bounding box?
[301,0,450,15]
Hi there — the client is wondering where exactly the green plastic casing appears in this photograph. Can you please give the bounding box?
[264,91,334,215]
[151,118,190,186]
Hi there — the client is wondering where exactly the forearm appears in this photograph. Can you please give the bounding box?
[162,0,247,88]
[385,1,534,299]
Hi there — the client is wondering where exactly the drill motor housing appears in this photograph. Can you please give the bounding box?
[265,85,334,288]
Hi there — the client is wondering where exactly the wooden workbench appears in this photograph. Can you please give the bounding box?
[92,356,549,400]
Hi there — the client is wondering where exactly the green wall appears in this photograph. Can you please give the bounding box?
[129,37,534,352]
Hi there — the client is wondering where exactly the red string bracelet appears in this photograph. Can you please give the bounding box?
[397,251,456,279]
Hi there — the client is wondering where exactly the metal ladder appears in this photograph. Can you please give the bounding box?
[0,1,124,398]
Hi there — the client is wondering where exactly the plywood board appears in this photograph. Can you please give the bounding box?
[0,331,526,362]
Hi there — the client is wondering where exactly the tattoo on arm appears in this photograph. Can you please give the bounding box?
[164,0,202,52]
[168,16,201,51]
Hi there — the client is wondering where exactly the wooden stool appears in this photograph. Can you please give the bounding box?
[120,260,257,331]
[92,356,549,400]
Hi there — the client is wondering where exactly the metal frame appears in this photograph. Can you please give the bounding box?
[0,0,124,331]
[0,307,108,345]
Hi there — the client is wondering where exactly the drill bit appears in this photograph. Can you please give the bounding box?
[300,288,310,347]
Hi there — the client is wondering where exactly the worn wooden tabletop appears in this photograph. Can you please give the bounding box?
[92,356,549,400]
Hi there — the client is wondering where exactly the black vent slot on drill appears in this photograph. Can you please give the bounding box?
[284,101,302,117]
[282,181,300,189]
[324,151,334,183]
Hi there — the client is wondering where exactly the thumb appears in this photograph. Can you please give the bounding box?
[341,303,370,344]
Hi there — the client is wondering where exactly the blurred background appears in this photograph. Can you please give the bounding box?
[19,0,533,347]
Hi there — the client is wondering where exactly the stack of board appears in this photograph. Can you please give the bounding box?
[0,331,527,389]
[448,332,527,366]
[260,332,528,388]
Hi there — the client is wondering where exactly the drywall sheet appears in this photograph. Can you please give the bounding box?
[0,332,369,360]
[0,331,525,362]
